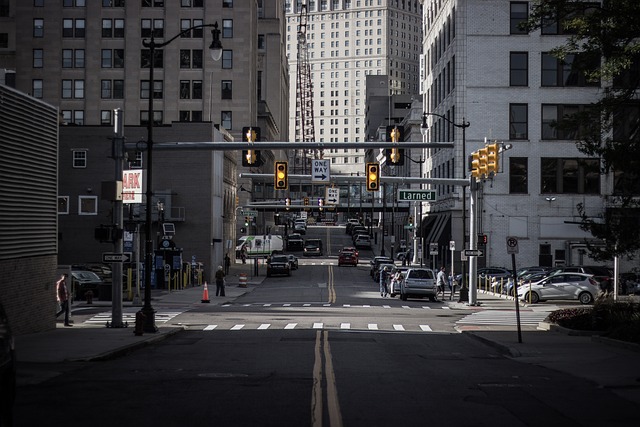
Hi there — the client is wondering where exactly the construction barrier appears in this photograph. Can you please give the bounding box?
[239,273,248,288]
[201,282,210,303]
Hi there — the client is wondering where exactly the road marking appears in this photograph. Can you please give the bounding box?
[340,323,350,329]
[393,324,405,331]
[420,325,433,331]
[368,324,378,330]
[284,323,297,329]
[382,305,391,309]
[263,304,272,307]
[230,324,245,330]
[313,322,323,329]
[203,325,217,331]
[402,305,410,309]
[257,323,270,330]
[457,310,547,326]
[283,303,291,307]
[304,303,311,307]
[422,306,432,310]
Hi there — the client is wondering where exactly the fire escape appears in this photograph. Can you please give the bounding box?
[293,1,318,175]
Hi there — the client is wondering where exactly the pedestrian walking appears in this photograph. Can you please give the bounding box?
[55,273,72,326]
[380,266,390,297]
[436,266,447,299]
[241,246,247,264]
[215,265,226,296]
[224,253,231,275]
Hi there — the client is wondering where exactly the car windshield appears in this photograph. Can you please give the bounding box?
[407,269,434,279]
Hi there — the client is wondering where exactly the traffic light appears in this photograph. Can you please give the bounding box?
[486,143,499,175]
[385,125,404,165]
[244,216,249,226]
[241,127,261,167]
[471,151,482,179]
[408,216,414,226]
[285,197,291,207]
[478,147,488,178]
[304,197,309,206]
[366,162,379,191]
[274,161,288,190]
[478,234,488,245]
[318,198,324,207]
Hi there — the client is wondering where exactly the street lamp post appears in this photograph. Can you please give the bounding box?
[141,23,222,333]
[404,153,425,266]
[421,112,470,291]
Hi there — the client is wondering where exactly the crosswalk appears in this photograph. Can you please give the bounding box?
[227,303,451,310]
[84,309,185,326]
[456,310,549,326]
[193,322,437,332]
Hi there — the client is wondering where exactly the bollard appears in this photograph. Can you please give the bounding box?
[239,273,248,288]
[86,290,93,304]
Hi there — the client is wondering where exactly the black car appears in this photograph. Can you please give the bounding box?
[0,300,15,426]
[286,234,304,251]
[303,239,323,256]
[267,255,291,277]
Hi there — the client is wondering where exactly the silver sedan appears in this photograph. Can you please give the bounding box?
[517,272,600,304]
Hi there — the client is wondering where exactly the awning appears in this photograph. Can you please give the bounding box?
[418,215,437,238]
[424,212,451,245]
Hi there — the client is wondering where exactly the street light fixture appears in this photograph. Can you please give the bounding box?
[421,112,470,289]
[140,23,222,333]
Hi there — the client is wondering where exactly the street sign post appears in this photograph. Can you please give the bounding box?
[102,252,130,263]
[506,236,519,254]
[397,189,437,202]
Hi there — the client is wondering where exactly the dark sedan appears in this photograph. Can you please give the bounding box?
[267,255,291,277]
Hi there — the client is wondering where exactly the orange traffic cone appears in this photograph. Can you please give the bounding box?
[201,282,210,303]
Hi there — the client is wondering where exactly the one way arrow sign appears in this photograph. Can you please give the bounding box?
[312,159,330,183]
[325,187,339,205]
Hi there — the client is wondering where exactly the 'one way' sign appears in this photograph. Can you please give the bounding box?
[312,159,330,183]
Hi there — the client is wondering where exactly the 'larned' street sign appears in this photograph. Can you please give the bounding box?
[102,253,130,263]
[397,189,437,202]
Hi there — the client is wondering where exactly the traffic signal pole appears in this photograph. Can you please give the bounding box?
[468,176,479,306]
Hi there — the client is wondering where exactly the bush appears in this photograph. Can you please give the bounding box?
[546,298,640,344]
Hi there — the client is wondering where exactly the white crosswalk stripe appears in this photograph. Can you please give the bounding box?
[197,322,438,332]
[457,310,548,326]
[85,310,183,325]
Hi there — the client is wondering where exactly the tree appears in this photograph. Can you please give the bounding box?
[524,0,640,260]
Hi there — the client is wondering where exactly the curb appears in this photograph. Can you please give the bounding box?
[461,330,522,358]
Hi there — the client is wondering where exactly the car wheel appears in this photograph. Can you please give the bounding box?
[578,292,593,305]
[525,291,539,304]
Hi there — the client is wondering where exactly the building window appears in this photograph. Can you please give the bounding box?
[101,80,112,98]
[222,19,233,38]
[509,103,528,140]
[180,49,203,68]
[73,150,87,168]
[62,80,72,98]
[140,80,163,99]
[222,80,232,99]
[221,111,232,130]
[541,104,583,140]
[74,80,84,98]
[33,49,43,68]
[181,0,204,7]
[510,2,528,34]
[103,0,126,7]
[141,19,163,38]
[32,79,43,98]
[257,34,265,50]
[541,52,599,87]
[101,80,124,99]
[541,158,600,194]
[142,0,165,7]
[102,19,113,37]
[63,19,85,38]
[222,0,232,7]
[78,196,98,215]
[541,2,598,35]
[179,111,190,122]
[101,110,112,125]
[64,0,86,6]
[33,19,44,37]
[101,49,112,67]
[179,80,190,99]
[140,111,163,126]
[74,110,84,125]
[222,50,232,69]
[141,49,163,68]
[58,196,69,215]
[509,157,528,194]
[509,52,527,86]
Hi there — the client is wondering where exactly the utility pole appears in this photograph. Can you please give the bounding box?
[110,108,125,327]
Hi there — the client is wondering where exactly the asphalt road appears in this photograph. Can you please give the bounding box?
[14,226,639,426]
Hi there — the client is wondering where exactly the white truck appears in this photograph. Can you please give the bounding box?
[235,235,284,258]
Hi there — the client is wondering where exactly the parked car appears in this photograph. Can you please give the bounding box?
[70,270,104,300]
[620,272,640,295]
[547,265,613,291]
[0,299,15,427]
[350,226,368,237]
[293,223,307,235]
[303,239,323,256]
[285,254,299,270]
[286,234,304,251]
[267,255,291,277]
[517,272,600,304]
[338,249,358,266]
[400,268,438,301]
[354,235,372,249]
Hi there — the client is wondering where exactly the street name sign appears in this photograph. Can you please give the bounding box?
[312,159,330,183]
[102,252,130,263]
[325,187,339,205]
[464,249,484,257]
[397,189,437,202]
[241,210,258,217]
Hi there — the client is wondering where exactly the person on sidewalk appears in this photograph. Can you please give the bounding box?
[436,267,447,299]
[224,254,231,275]
[215,265,226,297]
[55,273,72,326]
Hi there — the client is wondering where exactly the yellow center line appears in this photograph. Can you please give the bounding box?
[311,330,343,427]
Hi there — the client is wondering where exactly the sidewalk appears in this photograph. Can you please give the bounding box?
[15,262,640,405]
